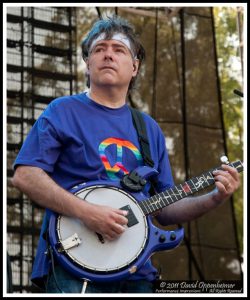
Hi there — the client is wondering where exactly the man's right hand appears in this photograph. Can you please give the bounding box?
[80,202,128,241]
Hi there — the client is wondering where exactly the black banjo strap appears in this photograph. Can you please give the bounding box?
[128,106,158,194]
[129,107,154,168]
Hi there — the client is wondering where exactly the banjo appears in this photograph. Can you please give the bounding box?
[48,159,243,282]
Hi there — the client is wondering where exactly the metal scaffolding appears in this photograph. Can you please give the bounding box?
[7,7,77,292]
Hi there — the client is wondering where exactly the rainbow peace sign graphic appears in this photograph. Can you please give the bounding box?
[99,137,143,180]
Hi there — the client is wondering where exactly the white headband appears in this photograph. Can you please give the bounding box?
[89,33,137,58]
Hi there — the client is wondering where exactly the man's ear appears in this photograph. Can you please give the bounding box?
[85,59,90,74]
[132,59,139,76]
[85,58,89,68]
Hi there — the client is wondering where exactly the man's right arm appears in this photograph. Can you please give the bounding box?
[12,166,128,240]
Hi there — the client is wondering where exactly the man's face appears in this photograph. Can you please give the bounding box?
[86,39,139,90]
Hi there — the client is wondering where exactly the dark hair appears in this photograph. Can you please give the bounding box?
[81,16,145,92]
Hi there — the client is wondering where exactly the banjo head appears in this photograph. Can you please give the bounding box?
[56,185,148,273]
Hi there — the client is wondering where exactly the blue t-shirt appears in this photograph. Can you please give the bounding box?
[14,92,174,288]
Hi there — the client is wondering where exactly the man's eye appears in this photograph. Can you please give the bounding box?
[116,48,125,53]
[94,47,103,53]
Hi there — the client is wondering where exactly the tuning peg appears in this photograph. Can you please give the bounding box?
[220,155,230,165]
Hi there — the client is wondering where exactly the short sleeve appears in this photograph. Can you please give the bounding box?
[154,128,175,192]
[13,107,62,173]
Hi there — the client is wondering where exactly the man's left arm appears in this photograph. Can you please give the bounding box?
[156,164,241,226]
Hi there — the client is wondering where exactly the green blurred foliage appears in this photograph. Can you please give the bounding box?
[213,7,244,255]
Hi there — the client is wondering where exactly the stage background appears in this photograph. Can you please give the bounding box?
[6,6,244,292]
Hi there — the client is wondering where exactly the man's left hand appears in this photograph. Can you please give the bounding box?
[212,164,241,204]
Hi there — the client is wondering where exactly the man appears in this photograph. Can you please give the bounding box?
[12,16,240,293]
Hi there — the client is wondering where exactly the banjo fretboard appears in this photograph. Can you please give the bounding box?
[139,160,243,215]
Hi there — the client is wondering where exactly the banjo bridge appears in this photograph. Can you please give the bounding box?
[120,205,139,227]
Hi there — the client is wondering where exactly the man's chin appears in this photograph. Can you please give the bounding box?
[97,77,118,86]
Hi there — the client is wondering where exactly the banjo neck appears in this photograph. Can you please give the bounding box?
[138,160,243,216]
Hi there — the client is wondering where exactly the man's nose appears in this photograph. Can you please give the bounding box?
[103,48,114,60]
